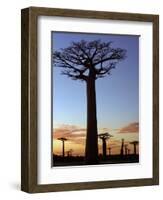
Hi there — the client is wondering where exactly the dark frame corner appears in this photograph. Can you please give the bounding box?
[21,7,159,193]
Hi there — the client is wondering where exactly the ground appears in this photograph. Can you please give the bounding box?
[53,154,139,167]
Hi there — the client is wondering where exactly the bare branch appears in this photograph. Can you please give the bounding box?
[94,48,126,66]
[61,69,87,81]
[95,62,116,77]
[72,40,91,60]
[53,39,127,81]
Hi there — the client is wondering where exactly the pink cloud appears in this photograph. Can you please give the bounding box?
[53,124,86,144]
[118,122,139,134]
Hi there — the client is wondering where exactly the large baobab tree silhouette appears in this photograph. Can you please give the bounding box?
[53,39,126,164]
[98,132,113,158]
[130,141,139,155]
[58,137,68,158]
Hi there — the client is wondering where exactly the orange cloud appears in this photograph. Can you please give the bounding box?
[53,123,139,156]
[53,124,86,144]
[118,122,139,134]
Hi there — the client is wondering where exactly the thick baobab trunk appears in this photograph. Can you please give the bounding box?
[85,74,98,164]
[102,139,107,158]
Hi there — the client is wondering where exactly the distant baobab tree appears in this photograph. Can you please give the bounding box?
[108,147,112,156]
[120,138,124,156]
[98,132,113,158]
[67,149,73,157]
[53,40,126,164]
[124,144,128,155]
[57,137,68,157]
[130,141,139,155]
[127,149,130,155]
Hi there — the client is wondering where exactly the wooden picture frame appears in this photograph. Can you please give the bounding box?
[21,7,159,193]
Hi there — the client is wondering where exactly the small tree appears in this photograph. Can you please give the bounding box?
[67,149,73,157]
[127,149,130,155]
[120,138,124,156]
[53,40,126,164]
[130,141,139,155]
[108,147,112,156]
[98,132,113,158]
[124,144,128,155]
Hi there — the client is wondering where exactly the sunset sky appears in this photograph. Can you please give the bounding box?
[52,32,139,156]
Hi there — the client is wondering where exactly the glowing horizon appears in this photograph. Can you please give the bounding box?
[53,122,139,156]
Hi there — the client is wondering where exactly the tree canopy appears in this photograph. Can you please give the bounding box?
[53,39,127,81]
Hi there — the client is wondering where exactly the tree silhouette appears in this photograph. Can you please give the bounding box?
[130,141,139,155]
[98,132,113,158]
[58,137,68,157]
[127,149,130,155]
[124,144,128,155]
[120,138,124,156]
[67,149,73,157]
[108,147,112,156]
[53,39,126,164]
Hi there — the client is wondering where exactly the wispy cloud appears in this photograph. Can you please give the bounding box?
[118,122,139,134]
[53,122,139,155]
[53,124,86,144]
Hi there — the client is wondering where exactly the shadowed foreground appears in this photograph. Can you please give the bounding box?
[53,154,139,167]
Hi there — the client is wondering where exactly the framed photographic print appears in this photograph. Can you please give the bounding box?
[21,7,159,193]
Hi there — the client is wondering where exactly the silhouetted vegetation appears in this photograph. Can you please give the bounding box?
[130,141,139,155]
[53,138,139,166]
[53,40,127,164]
[53,154,139,167]
[98,132,113,159]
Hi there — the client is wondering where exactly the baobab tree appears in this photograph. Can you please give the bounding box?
[98,132,113,158]
[67,149,73,157]
[130,141,139,155]
[120,138,124,156]
[108,147,112,156]
[53,40,126,164]
[127,149,130,155]
[57,137,68,158]
[124,144,128,155]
